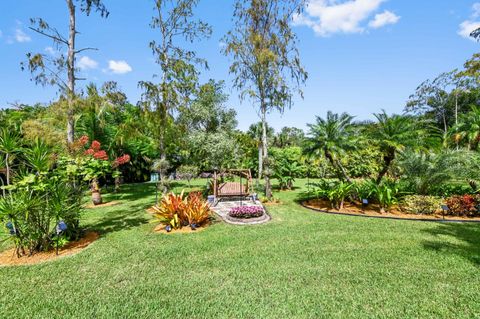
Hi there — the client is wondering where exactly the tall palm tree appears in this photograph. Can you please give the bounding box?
[0,129,22,186]
[370,111,421,184]
[305,112,356,183]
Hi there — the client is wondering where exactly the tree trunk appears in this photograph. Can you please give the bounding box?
[261,107,272,200]
[376,150,395,185]
[257,142,263,185]
[324,150,351,183]
[5,153,10,186]
[67,0,76,145]
[455,92,459,150]
[335,159,352,184]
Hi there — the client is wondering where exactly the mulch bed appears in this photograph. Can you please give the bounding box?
[153,223,209,234]
[302,199,480,223]
[85,201,121,209]
[0,231,99,266]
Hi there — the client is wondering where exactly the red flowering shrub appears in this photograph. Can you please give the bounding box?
[91,140,101,152]
[113,154,131,167]
[93,150,109,161]
[445,195,478,217]
[79,135,89,146]
[84,148,94,156]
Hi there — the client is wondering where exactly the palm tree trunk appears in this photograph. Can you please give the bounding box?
[335,159,352,184]
[376,150,395,185]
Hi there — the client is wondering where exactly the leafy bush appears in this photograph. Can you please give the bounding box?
[309,179,354,210]
[274,158,301,190]
[0,144,84,257]
[401,195,443,215]
[373,181,402,213]
[152,191,211,229]
[445,195,479,217]
[228,206,264,219]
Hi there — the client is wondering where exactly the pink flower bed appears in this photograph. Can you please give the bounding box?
[228,206,264,219]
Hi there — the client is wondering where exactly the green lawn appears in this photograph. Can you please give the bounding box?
[1,179,479,318]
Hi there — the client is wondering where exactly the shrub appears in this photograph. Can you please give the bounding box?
[309,179,354,210]
[228,206,264,219]
[0,171,83,257]
[152,191,211,229]
[445,195,479,217]
[401,195,443,215]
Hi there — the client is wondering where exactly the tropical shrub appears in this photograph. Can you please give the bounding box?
[309,179,354,210]
[0,145,84,256]
[229,206,264,219]
[375,182,402,213]
[152,191,211,229]
[445,195,479,217]
[401,195,443,215]
[184,192,211,226]
[274,157,301,190]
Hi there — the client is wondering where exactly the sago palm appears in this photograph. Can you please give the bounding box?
[305,112,356,183]
[369,111,421,184]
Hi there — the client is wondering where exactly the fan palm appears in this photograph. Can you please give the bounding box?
[398,150,480,195]
[305,112,356,183]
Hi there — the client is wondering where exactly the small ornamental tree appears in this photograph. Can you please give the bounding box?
[68,136,130,205]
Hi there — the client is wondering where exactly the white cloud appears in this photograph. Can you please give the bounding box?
[14,28,31,43]
[473,2,480,18]
[78,56,99,70]
[459,3,480,40]
[293,0,399,36]
[459,20,480,39]
[108,60,132,74]
[44,46,56,55]
[368,10,400,28]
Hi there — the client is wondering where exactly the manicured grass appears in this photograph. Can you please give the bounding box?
[1,179,480,318]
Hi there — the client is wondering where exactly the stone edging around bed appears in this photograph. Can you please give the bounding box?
[300,202,480,223]
[224,210,271,225]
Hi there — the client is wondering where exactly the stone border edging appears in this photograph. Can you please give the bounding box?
[300,202,480,224]
[212,203,272,225]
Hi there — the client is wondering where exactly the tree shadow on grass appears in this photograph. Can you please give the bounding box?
[90,209,151,235]
[422,223,480,266]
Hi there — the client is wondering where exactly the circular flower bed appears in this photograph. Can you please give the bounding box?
[228,206,264,219]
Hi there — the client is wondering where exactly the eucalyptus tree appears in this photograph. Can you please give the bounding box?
[23,0,109,146]
[139,0,211,161]
[305,112,356,183]
[223,0,307,199]
[406,70,474,142]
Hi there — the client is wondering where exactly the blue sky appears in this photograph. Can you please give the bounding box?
[1,0,480,131]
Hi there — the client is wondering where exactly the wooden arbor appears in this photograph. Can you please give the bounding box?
[213,169,253,199]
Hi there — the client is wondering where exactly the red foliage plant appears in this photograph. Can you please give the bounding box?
[445,195,478,217]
